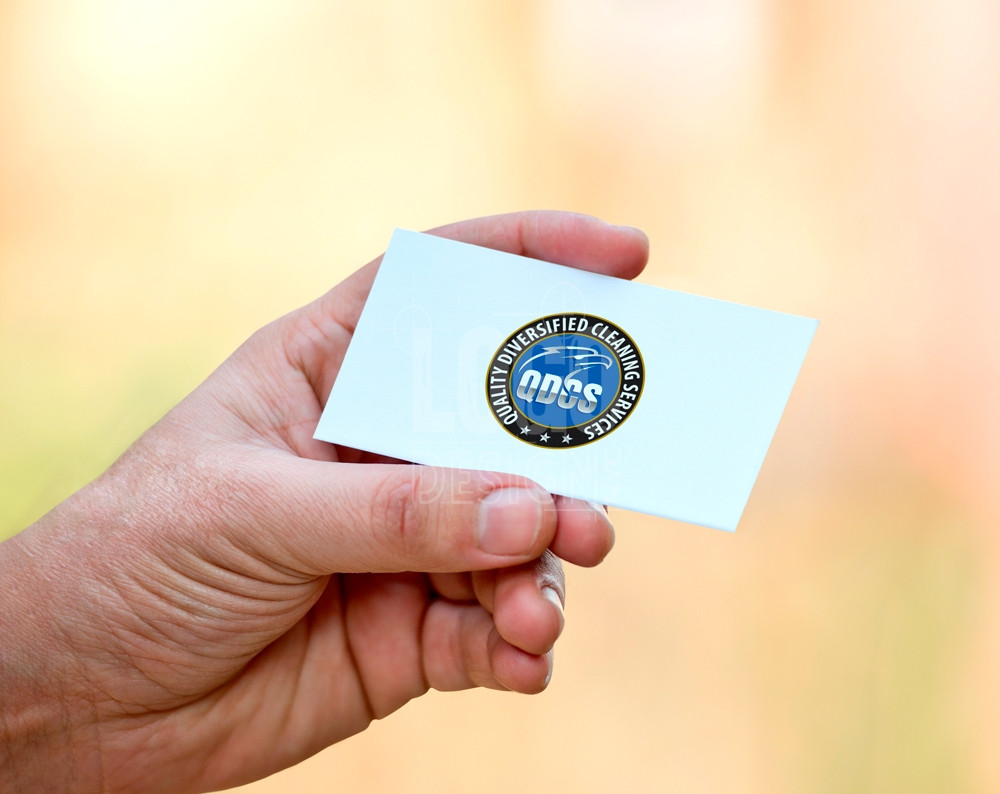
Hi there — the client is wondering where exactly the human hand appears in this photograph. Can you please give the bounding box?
[0,211,649,793]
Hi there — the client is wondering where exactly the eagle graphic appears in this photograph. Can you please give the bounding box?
[516,345,613,381]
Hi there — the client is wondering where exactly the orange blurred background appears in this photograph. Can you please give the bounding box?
[2,1,999,792]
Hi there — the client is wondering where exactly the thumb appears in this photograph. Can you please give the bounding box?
[236,453,557,576]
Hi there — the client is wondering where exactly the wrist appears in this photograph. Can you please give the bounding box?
[0,518,104,792]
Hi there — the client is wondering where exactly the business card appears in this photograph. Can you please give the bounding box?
[315,230,817,531]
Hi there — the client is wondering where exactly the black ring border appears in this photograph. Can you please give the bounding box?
[485,312,645,449]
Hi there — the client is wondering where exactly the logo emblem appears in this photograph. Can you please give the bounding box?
[485,313,644,448]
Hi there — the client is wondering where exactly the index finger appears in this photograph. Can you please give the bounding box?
[296,210,649,403]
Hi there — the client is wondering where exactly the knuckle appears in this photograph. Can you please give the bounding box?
[369,473,428,559]
[537,549,564,584]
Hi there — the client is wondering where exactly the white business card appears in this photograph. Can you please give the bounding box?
[315,230,817,531]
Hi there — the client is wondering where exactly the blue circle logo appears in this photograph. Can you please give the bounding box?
[486,314,644,448]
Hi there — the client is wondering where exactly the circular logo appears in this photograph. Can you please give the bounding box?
[485,313,645,448]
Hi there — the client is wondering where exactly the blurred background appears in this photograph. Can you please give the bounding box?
[2,0,998,791]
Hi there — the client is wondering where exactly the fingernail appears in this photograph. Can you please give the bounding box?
[544,650,554,688]
[476,488,543,556]
[613,224,648,241]
[542,586,565,637]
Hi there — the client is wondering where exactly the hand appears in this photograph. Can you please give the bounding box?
[0,211,649,793]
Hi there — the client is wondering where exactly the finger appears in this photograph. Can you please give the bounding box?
[341,573,428,719]
[427,572,475,602]
[422,602,503,692]
[290,211,649,402]
[333,211,648,332]
[485,552,565,657]
[421,601,553,695]
[492,645,553,695]
[429,210,649,280]
[239,454,558,576]
[548,496,616,567]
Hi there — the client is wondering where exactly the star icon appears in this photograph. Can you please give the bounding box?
[539,432,550,443]
[562,433,572,444]
[519,424,531,436]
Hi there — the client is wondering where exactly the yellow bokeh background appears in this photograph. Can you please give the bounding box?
[2,1,999,791]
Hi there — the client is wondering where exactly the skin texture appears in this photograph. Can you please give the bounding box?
[0,211,649,793]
